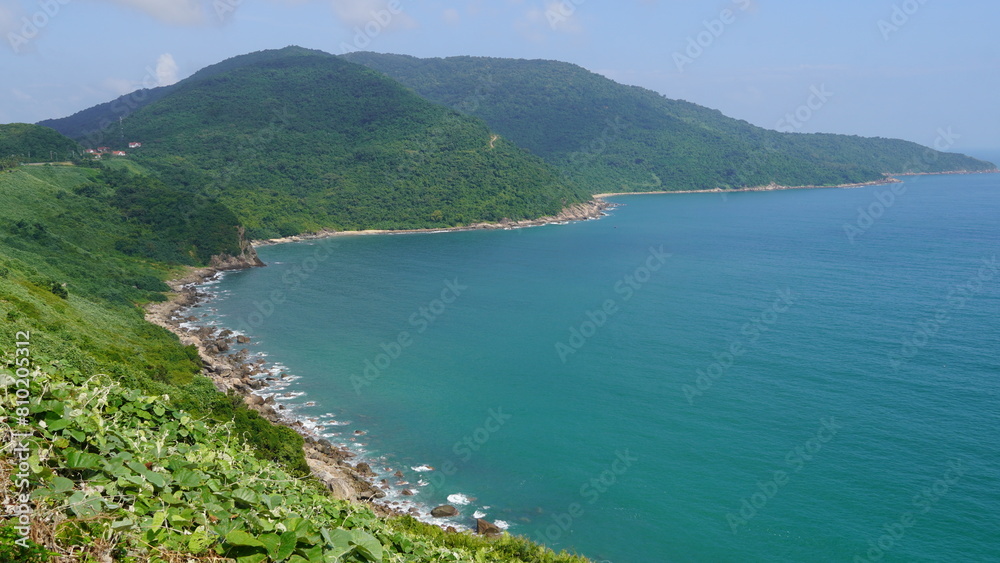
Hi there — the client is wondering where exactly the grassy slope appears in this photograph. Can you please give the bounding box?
[0,166,593,561]
[341,52,997,192]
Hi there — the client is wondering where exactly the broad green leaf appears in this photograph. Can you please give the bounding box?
[65,448,102,469]
[145,471,166,489]
[350,529,383,563]
[150,510,167,530]
[226,529,264,547]
[275,530,297,561]
[235,553,267,563]
[172,467,203,488]
[232,488,259,507]
[47,419,71,431]
[259,533,281,559]
[111,518,134,531]
[50,476,74,494]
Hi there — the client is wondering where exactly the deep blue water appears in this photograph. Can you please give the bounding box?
[195,173,999,562]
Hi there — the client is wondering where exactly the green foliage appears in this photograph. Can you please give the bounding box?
[342,52,997,192]
[0,524,55,562]
[97,165,243,264]
[2,364,592,562]
[0,166,293,473]
[0,123,80,163]
[44,47,589,239]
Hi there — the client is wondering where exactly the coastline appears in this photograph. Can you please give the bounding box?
[253,199,613,246]
[144,268,406,518]
[592,169,998,198]
[142,168,995,536]
[142,199,618,530]
[592,177,901,198]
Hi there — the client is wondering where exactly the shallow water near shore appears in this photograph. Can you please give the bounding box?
[196,173,1000,562]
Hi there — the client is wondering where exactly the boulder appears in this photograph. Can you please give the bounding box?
[431,505,458,518]
[476,518,502,536]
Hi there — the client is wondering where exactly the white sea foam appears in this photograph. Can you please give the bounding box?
[494,520,509,530]
[411,465,434,472]
[447,493,472,506]
[473,510,486,519]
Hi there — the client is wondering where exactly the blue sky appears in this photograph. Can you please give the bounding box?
[2,0,998,153]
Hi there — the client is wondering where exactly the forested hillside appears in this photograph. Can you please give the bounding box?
[0,123,80,167]
[43,47,588,239]
[342,52,996,192]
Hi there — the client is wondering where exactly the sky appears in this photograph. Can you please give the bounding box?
[2,0,998,155]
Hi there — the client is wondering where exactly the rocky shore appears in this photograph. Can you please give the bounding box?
[144,267,402,513]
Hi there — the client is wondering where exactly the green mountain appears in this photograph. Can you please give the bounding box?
[0,123,80,166]
[42,47,588,239]
[341,52,997,192]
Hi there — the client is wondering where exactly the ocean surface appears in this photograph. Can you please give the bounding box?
[193,172,1000,562]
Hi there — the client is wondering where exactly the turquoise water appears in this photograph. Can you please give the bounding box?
[197,173,1000,562]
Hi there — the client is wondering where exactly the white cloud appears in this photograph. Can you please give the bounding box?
[96,0,206,26]
[443,8,460,25]
[155,53,180,86]
[330,0,416,30]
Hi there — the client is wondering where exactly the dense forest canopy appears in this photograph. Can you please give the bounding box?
[342,52,996,193]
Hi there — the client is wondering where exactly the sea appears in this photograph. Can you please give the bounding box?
[191,169,1000,562]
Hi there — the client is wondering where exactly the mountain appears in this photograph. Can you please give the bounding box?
[341,52,996,192]
[0,122,80,165]
[41,47,588,239]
